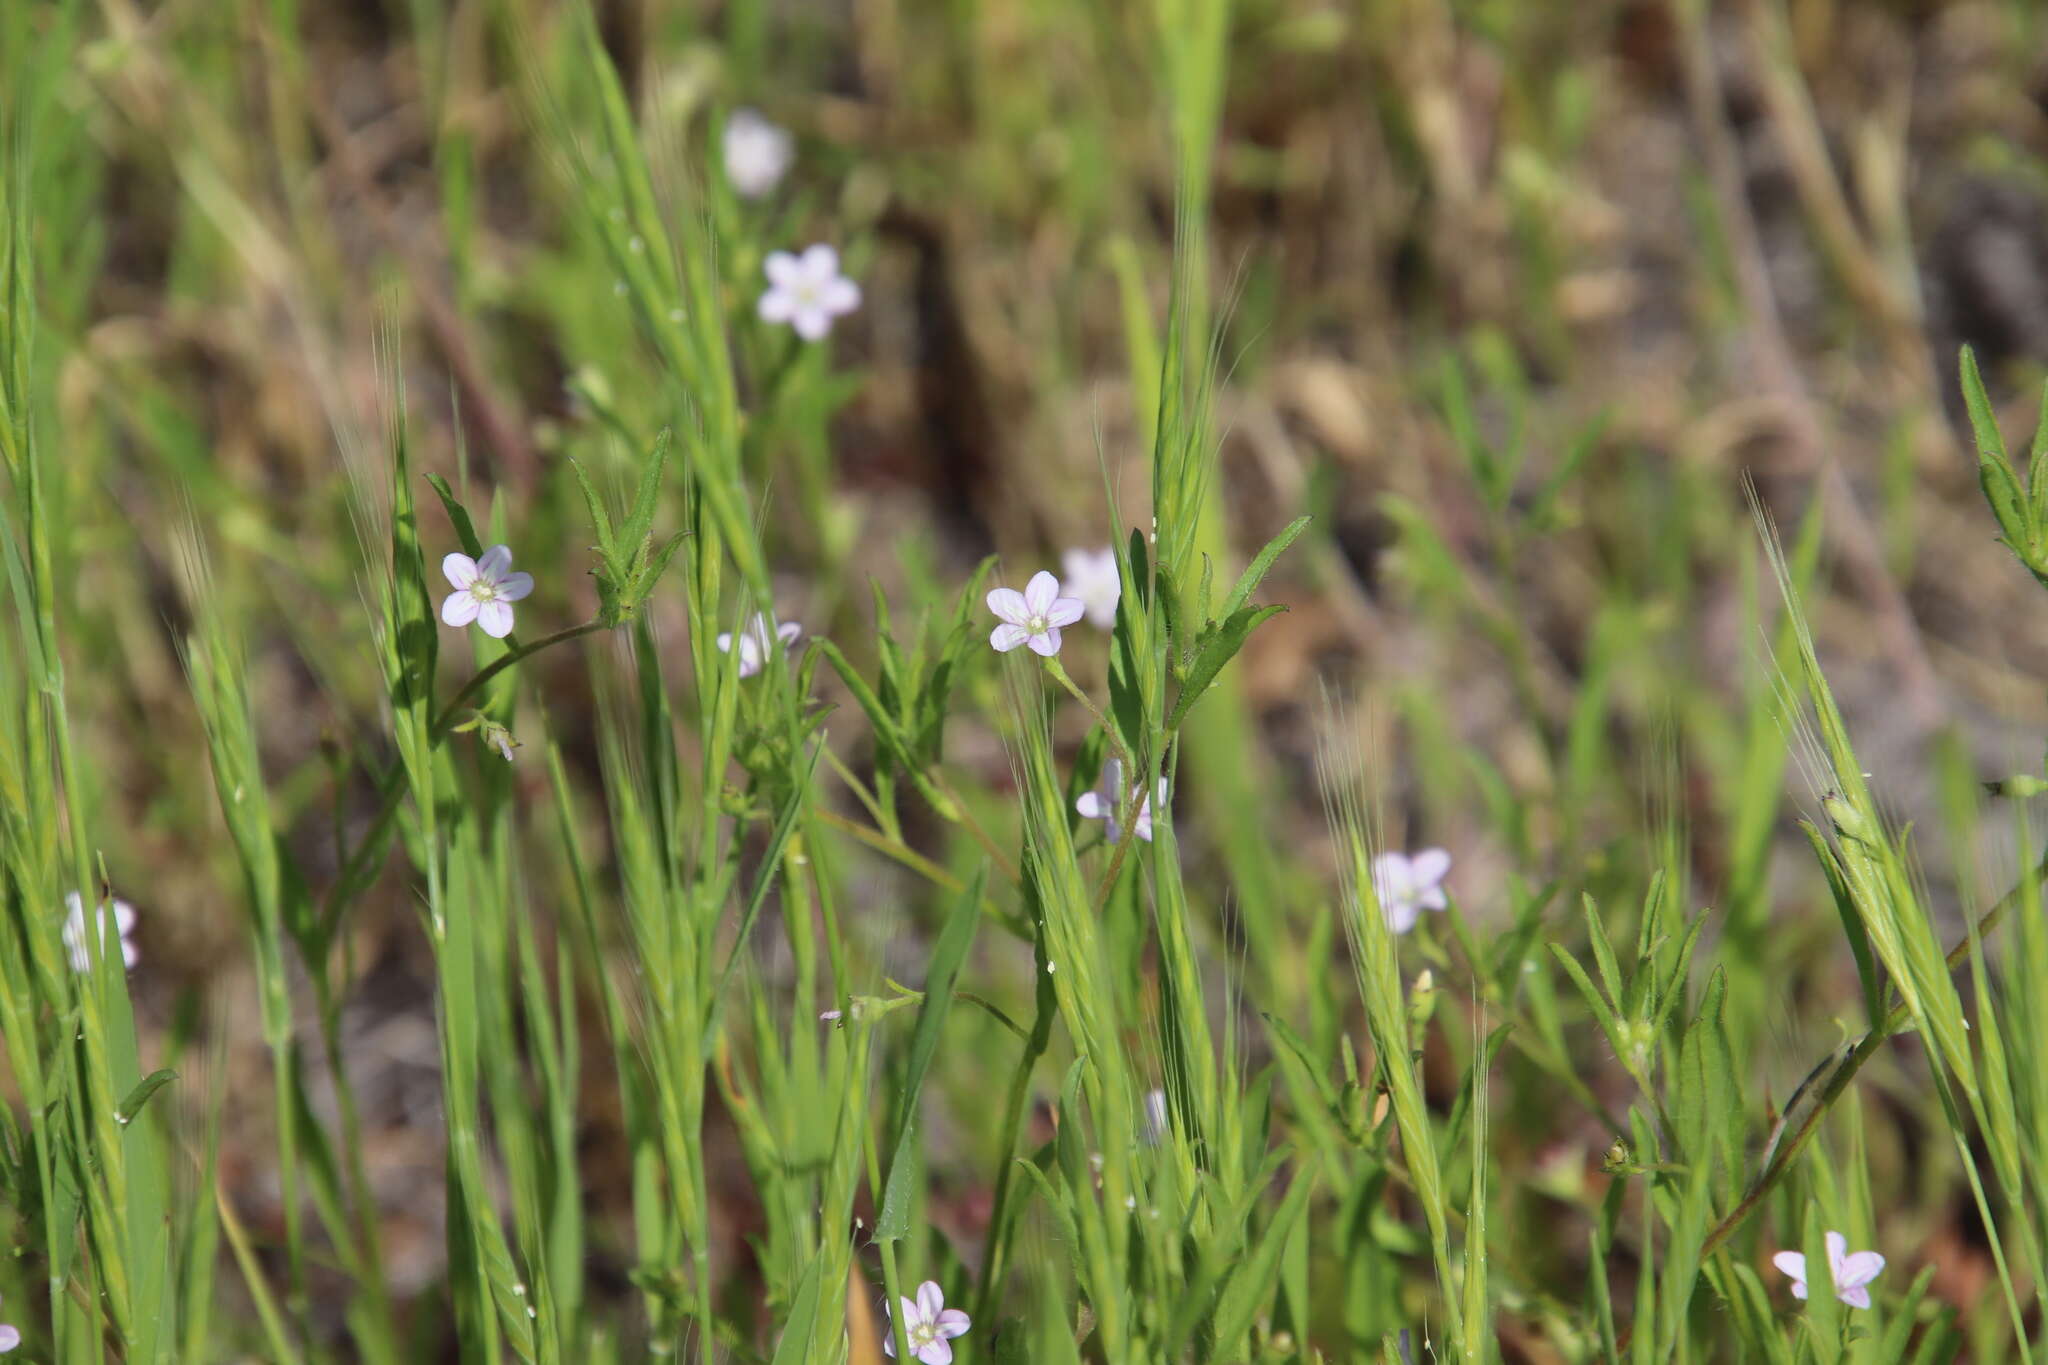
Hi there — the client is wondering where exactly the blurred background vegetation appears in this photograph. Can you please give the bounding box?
[11,0,2048,1357]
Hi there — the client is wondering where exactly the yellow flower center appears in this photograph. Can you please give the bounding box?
[469,580,498,603]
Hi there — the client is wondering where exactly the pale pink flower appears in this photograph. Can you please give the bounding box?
[717,613,802,678]
[1773,1231,1885,1309]
[1075,758,1167,843]
[0,1290,20,1352]
[1371,849,1451,934]
[759,245,861,341]
[884,1281,970,1365]
[441,545,534,639]
[64,891,138,973]
[987,571,1085,657]
[723,108,793,199]
[1061,546,1121,628]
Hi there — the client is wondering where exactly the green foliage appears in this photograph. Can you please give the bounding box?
[12,2,2048,1363]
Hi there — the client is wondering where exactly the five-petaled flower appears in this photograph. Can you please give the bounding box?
[1061,546,1121,629]
[64,891,138,973]
[442,545,534,640]
[759,245,861,341]
[1774,1231,1885,1309]
[717,614,803,678]
[1371,849,1451,934]
[884,1281,970,1365]
[1075,758,1167,843]
[723,108,793,199]
[988,571,1085,657]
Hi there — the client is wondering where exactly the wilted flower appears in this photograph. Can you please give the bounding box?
[1061,546,1121,629]
[988,571,1085,657]
[884,1281,970,1364]
[759,245,861,341]
[0,1292,18,1353]
[1773,1231,1885,1309]
[1370,848,1451,934]
[64,891,138,973]
[723,108,793,199]
[1075,758,1167,843]
[717,613,803,678]
[442,545,534,640]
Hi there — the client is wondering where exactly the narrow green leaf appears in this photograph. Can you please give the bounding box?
[566,455,617,562]
[876,864,987,1241]
[767,1251,827,1365]
[425,472,485,559]
[1166,603,1285,730]
[1218,513,1309,621]
[114,1069,177,1126]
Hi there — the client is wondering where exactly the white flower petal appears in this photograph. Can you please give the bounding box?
[935,1308,970,1337]
[442,592,481,627]
[759,287,797,323]
[1046,596,1085,628]
[1409,847,1451,886]
[1023,571,1060,616]
[495,571,534,602]
[918,1341,953,1365]
[1383,899,1421,934]
[1824,1231,1848,1266]
[765,251,803,287]
[0,1323,19,1351]
[1840,1284,1870,1309]
[820,277,862,314]
[477,600,516,638]
[800,243,840,279]
[1076,792,1107,819]
[915,1282,945,1323]
[477,545,513,581]
[1025,627,1062,657]
[990,622,1030,652]
[442,552,480,590]
[1771,1251,1807,1282]
[1837,1251,1885,1289]
[792,307,832,341]
[776,621,803,645]
[986,587,1029,624]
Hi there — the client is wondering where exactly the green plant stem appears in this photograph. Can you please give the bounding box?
[813,809,1033,940]
[317,620,607,939]
[1043,655,1132,766]
[1697,844,2048,1259]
